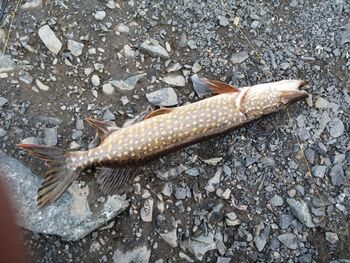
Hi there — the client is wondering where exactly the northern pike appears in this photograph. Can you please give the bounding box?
[17,77,309,208]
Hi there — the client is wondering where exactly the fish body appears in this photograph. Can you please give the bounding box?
[17,77,308,207]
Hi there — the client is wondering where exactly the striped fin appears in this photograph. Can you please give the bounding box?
[144,108,173,120]
[16,144,81,208]
[85,118,119,141]
[96,167,139,195]
[192,75,240,96]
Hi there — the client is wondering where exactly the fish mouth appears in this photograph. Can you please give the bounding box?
[283,80,309,104]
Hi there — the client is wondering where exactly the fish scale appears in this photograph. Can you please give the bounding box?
[17,77,308,207]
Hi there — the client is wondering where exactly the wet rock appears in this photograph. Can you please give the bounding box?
[67,39,84,57]
[140,40,170,59]
[141,198,154,222]
[231,51,249,64]
[205,168,221,192]
[181,230,217,261]
[312,165,327,178]
[160,228,178,248]
[38,25,62,55]
[325,232,339,244]
[113,244,150,263]
[278,233,298,249]
[0,96,8,107]
[146,88,178,107]
[287,198,316,228]
[270,194,283,207]
[110,73,146,91]
[329,118,344,138]
[254,224,270,252]
[330,164,345,186]
[44,127,58,146]
[163,75,186,87]
[0,152,129,240]
[94,10,106,21]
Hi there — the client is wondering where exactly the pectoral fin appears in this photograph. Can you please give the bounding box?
[85,118,119,141]
[96,167,139,195]
[192,75,240,96]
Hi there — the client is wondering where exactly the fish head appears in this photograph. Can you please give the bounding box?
[240,80,309,117]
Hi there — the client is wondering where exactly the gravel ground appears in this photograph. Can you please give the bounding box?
[0,0,349,262]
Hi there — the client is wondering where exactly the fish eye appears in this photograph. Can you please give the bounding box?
[277,102,285,110]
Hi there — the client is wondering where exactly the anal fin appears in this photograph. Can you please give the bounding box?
[96,167,139,195]
[85,118,119,141]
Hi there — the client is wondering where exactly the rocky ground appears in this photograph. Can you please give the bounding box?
[0,0,349,262]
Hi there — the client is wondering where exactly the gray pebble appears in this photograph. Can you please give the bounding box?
[279,214,294,229]
[231,51,249,64]
[330,164,344,186]
[287,198,315,228]
[185,168,199,177]
[289,0,298,7]
[146,88,178,107]
[175,187,187,200]
[312,165,327,178]
[94,10,106,21]
[329,118,344,138]
[0,128,7,137]
[67,39,84,57]
[325,232,339,244]
[219,16,229,27]
[140,40,169,59]
[278,233,298,249]
[0,97,8,107]
[162,75,186,87]
[44,127,58,146]
[20,136,39,144]
[304,148,315,164]
[270,194,283,207]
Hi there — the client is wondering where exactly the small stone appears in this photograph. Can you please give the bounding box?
[175,187,187,200]
[217,257,231,263]
[329,118,344,138]
[187,40,197,49]
[304,148,315,164]
[146,88,178,107]
[140,198,153,222]
[270,195,283,207]
[20,137,39,145]
[103,109,115,121]
[44,127,58,146]
[315,97,329,108]
[279,214,294,229]
[113,245,150,263]
[0,97,8,107]
[102,83,115,95]
[67,39,84,57]
[91,74,100,86]
[160,228,178,248]
[140,40,169,59]
[341,21,350,45]
[219,16,229,27]
[325,232,339,244]
[38,25,62,55]
[36,79,49,91]
[0,55,16,73]
[287,198,315,228]
[94,10,106,21]
[254,224,270,252]
[110,73,146,91]
[221,189,231,200]
[185,168,199,177]
[278,233,298,249]
[161,182,173,197]
[120,96,129,105]
[117,24,130,33]
[231,51,249,64]
[0,128,7,137]
[162,75,186,87]
[289,0,298,7]
[191,62,202,73]
[106,0,116,9]
[312,165,327,178]
[330,164,345,186]
[21,0,42,10]
[166,62,182,73]
[205,169,221,192]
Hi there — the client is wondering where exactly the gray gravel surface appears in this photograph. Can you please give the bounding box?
[0,0,349,262]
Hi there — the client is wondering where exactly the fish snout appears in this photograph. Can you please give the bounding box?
[280,80,309,104]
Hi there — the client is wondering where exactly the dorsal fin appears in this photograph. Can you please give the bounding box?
[204,79,240,94]
[144,108,173,119]
[85,118,119,141]
[191,75,240,97]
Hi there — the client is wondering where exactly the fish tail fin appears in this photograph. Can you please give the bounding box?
[16,143,82,208]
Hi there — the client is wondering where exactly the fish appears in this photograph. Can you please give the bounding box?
[17,76,309,208]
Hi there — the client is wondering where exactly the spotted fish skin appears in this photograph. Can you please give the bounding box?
[78,93,245,167]
[17,78,308,207]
